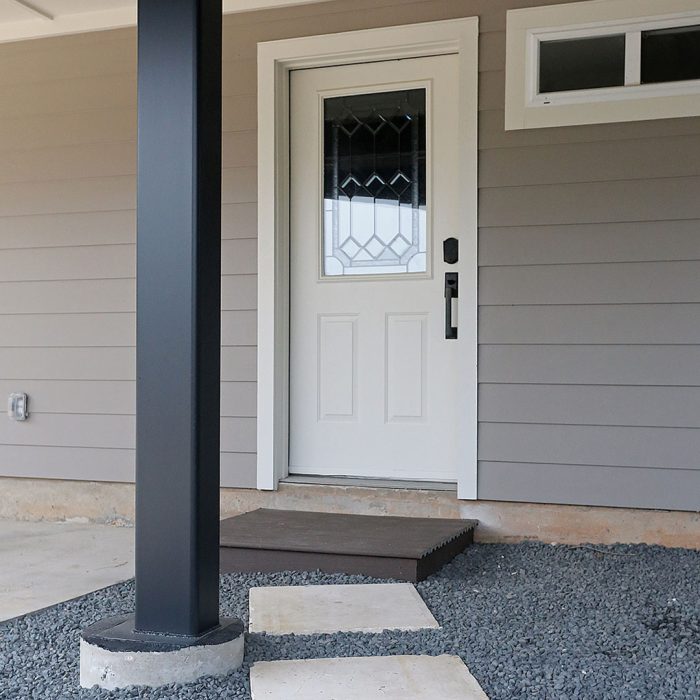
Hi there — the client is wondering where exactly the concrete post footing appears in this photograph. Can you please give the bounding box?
[79,614,244,690]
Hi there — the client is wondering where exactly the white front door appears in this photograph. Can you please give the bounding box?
[289,54,470,482]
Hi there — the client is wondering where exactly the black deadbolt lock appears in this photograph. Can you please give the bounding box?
[443,237,459,264]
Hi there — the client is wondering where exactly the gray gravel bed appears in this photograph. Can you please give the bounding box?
[1,542,698,699]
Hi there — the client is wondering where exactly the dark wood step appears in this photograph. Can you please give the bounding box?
[220,508,477,582]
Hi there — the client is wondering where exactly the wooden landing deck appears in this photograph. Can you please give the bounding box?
[220,508,477,582]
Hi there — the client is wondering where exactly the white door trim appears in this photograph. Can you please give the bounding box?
[256,17,479,498]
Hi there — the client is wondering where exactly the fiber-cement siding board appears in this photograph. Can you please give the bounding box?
[478,463,700,511]
[220,382,257,417]
[0,445,135,482]
[479,305,700,345]
[0,314,135,347]
[221,310,257,346]
[222,203,258,239]
[220,418,257,453]
[480,345,700,387]
[221,347,257,382]
[479,423,700,471]
[0,413,135,450]
[0,176,135,217]
[0,245,134,280]
[0,75,137,119]
[0,279,135,315]
[0,347,134,381]
[480,111,700,149]
[479,220,700,265]
[0,109,136,153]
[222,238,257,275]
[480,177,700,227]
[479,135,700,187]
[221,453,257,489]
[0,211,135,248]
[481,262,700,305]
[221,275,258,310]
[480,385,700,429]
[0,42,136,88]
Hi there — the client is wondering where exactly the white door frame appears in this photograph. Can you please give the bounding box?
[256,17,479,498]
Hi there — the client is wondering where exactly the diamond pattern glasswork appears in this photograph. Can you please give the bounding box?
[323,89,427,276]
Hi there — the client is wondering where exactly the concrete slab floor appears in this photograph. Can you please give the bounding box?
[250,655,490,699]
[0,519,134,622]
[249,583,439,635]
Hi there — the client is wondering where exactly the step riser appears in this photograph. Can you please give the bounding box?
[221,548,420,581]
[219,509,478,582]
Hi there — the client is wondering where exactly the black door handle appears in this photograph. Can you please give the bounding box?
[445,272,458,340]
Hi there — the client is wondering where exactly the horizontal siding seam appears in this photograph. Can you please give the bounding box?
[478,342,700,347]
[478,260,700,269]
[0,242,136,253]
[0,273,255,286]
[0,443,134,452]
[0,201,258,216]
[477,381,700,388]
[0,94,256,123]
[478,217,700,230]
[0,206,136,220]
[477,459,700,473]
[0,378,248,384]
[0,276,135,284]
[478,381,700,388]
[0,127,255,160]
[478,131,700,155]
[0,345,257,349]
[0,443,256,454]
[0,164,255,188]
[0,201,252,216]
[479,303,700,309]
[479,420,700,430]
[0,238,257,254]
[26,412,256,418]
[0,58,257,93]
[478,173,700,191]
[0,137,136,158]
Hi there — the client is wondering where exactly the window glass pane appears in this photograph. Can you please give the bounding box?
[323,89,427,277]
[641,25,700,84]
[539,35,626,93]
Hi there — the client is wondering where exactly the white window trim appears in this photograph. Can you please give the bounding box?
[506,0,700,130]
[256,18,479,499]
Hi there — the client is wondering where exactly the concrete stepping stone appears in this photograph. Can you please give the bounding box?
[250,655,489,699]
[248,582,439,635]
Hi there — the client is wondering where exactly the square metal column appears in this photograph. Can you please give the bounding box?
[135,0,222,637]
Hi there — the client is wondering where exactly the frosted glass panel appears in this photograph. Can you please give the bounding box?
[323,89,427,276]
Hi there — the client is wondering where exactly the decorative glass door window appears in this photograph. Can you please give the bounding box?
[322,89,427,277]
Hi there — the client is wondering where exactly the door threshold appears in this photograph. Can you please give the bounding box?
[281,474,458,492]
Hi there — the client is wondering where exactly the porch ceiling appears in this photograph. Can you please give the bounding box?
[0,0,323,43]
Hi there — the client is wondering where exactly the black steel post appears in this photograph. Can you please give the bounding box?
[134,0,222,637]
